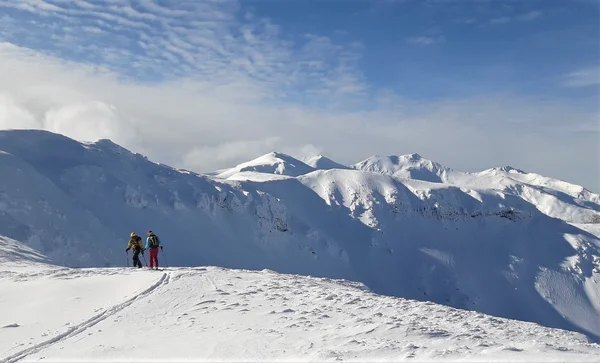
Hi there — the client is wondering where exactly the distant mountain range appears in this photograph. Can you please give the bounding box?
[0,129,599,341]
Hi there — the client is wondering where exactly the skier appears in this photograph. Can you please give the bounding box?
[145,230,162,269]
[125,232,144,268]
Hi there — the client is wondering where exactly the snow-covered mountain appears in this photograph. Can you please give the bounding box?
[215,151,315,179]
[1,129,599,343]
[304,154,350,170]
[353,153,451,183]
[352,153,600,224]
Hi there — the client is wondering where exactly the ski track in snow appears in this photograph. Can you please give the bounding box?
[1,270,170,363]
[2,266,599,362]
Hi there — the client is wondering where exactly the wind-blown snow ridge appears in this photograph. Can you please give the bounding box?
[0,129,599,344]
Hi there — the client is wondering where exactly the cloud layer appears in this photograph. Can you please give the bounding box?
[0,0,598,191]
[564,67,600,88]
[0,0,365,100]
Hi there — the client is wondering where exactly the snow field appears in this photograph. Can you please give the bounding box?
[1,265,600,362]
[0,267,162,362]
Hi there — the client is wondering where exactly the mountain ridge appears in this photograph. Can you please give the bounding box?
[0,129,599,342]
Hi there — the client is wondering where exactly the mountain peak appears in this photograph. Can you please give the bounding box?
[258,151,299,163]
[215,151,315,179]
[481,165,527,175]
[91,138,131,153]
[352,153,450,183]
[497,165,525,174]
[264,151,286,158]
[304,154,349,170]
[400,153,423,161]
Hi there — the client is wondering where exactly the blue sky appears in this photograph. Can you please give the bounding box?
[249,0,598,99]
[0,0,598,189]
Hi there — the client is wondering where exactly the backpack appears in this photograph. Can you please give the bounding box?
[149,234,160,248]
[130,236,142,250]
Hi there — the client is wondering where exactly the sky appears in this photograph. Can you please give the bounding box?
[0,0,598,191]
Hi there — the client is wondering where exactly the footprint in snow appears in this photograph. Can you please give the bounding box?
[195,300,216,305]
[502,346,524,352]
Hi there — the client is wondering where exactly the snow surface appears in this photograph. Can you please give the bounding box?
[2,259,600,362]
[1,130,600,346]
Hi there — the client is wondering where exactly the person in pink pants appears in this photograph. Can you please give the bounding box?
[144,230,163,269]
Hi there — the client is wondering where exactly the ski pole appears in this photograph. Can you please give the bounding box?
[126,250,129,267]
[161,247,168,268]
[141,252,147,267]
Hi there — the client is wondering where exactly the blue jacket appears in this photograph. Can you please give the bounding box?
[145,234,162,249]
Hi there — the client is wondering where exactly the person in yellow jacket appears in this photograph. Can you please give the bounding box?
[126,232,144,268]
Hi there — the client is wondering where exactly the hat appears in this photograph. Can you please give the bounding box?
[130,232,136,237]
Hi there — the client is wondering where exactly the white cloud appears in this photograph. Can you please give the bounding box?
[407,36,445,45]
[516,11,542,22]
[0,0,364,99]
[0,92,40,129]
[489,17,511,25]
[0,43,597,190]
[19,0,63,12]
[490,11,542,25]
[453,18,476,24]
[563,67,600,88]
[0,1,597,191]
[44,101,137,147]
[183,137,282,172]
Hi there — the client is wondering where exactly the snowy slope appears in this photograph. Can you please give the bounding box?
[294,169,600,338]
[478,166,598,202]
[452,166,600,224]
[0,236,50,267]
[0,130,351,275]
[2,260,600,362]
[353,154,600,224]
[1,130,600,344]
[215,151,315,179]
